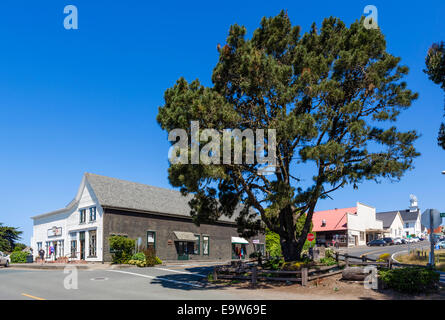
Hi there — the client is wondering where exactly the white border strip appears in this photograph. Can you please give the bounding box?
[107,269,203,287]
[391,250,408,263]
[154,267,207,278]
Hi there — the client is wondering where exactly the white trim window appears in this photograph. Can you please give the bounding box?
[89,207,97,222]
[80,209,87,224]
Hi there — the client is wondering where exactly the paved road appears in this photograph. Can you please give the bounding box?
[0,264,246,300]
[337,241,431,260]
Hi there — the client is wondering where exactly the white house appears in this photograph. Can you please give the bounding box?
[376,211,404,238]
[31,174,104,262]
[377,195,422,238]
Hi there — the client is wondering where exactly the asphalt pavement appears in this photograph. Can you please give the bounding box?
[337,241,431,260]
[0,264,245,300]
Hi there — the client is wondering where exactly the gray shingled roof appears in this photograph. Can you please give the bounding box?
[376,211,398,229]
[85,173,239,223]
[377,209,420,223]
[399,209,420,222]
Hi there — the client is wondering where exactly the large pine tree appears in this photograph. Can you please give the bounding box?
[157,11,419,261]
[424,41,445,149]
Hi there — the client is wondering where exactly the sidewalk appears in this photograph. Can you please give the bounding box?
[9,262,132,270]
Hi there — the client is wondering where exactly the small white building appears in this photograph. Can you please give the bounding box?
[31,174,104,262]
[376,211,404,238]
[377,195,422,238]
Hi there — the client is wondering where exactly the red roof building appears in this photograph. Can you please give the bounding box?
[312,203,384,247]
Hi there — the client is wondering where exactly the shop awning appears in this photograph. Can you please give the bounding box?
[173,231,197,241]
[231,236,249,244]
[366,228,385,232]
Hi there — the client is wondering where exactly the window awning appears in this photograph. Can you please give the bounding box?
[231,236,249,244]
[173,231,197,242]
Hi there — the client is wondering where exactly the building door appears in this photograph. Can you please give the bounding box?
[176,241,189,260]
[79,231,85,260]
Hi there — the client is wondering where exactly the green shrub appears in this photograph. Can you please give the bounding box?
[263,256,285,270]
[378,267,440,294]
[13,243,27,252]
[265,230,281,257]
[131,252,146,262]
[319,257,337,266]
[324,248,335,259]
[10,251,28,263]
[109,235,135,264]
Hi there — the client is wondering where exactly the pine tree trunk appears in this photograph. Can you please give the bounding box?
[280,237,300,262]
[278,205,300,262]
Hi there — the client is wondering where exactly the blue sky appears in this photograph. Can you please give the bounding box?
[1,1,444,244]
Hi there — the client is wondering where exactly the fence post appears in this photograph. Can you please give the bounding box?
[251,266,257,286]
[213,267,218,281]
[335,252,339,264]
[388,258,392,270]
[301,267,308,286]
[345,256,349,268]
[362,255,367,263]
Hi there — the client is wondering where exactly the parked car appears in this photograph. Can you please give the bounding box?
[436,241,445,249]
[0,251,10,267]
[382,237,394,245]
[411,237,420,243]
[367,239,386,246]
[393,238,404,245]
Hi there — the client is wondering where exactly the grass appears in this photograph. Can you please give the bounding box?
[396,249,445,271]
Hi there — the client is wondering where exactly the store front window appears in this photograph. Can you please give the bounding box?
[89,230,97,257]
[232,244,247,259]
[202,236,209,255]
[71,240,77,258]
[193,234,200,255]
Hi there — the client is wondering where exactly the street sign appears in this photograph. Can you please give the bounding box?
[441,212,445,218]
[307,233,315,242]
[421,209,442,230]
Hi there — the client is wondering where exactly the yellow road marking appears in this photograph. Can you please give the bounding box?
[21,293,45,300]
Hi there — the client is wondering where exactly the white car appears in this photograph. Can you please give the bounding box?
[0,251,10,267]
[393,238,403,245]
[411,237,420,243]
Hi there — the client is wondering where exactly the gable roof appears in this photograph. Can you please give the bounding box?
[376,211,398,229]
[377,209,420,223]
[312,207,355,232]
[32,173,244,224]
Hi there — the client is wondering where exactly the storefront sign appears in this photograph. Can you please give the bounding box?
[47,226,62,237]
[252,239,260,244]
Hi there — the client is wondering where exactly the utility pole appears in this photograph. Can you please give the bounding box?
[429,209,435,267]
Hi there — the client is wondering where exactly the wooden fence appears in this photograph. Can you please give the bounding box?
[213,262,344,286]
[213,251,431,287]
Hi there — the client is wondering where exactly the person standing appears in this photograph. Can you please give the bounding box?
[50,245,55,261]
[38,248,45,263]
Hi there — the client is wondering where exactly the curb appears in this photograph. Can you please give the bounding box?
[390,250,408,264]
[8,263,133,270]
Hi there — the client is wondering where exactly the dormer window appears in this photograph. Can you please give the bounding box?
[89,207,96,222]
[79,209,86,223]
[321,219,326,227]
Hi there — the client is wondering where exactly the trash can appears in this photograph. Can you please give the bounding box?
[26,255,33,263]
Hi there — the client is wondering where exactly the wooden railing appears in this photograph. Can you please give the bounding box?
[213,261,345,286]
